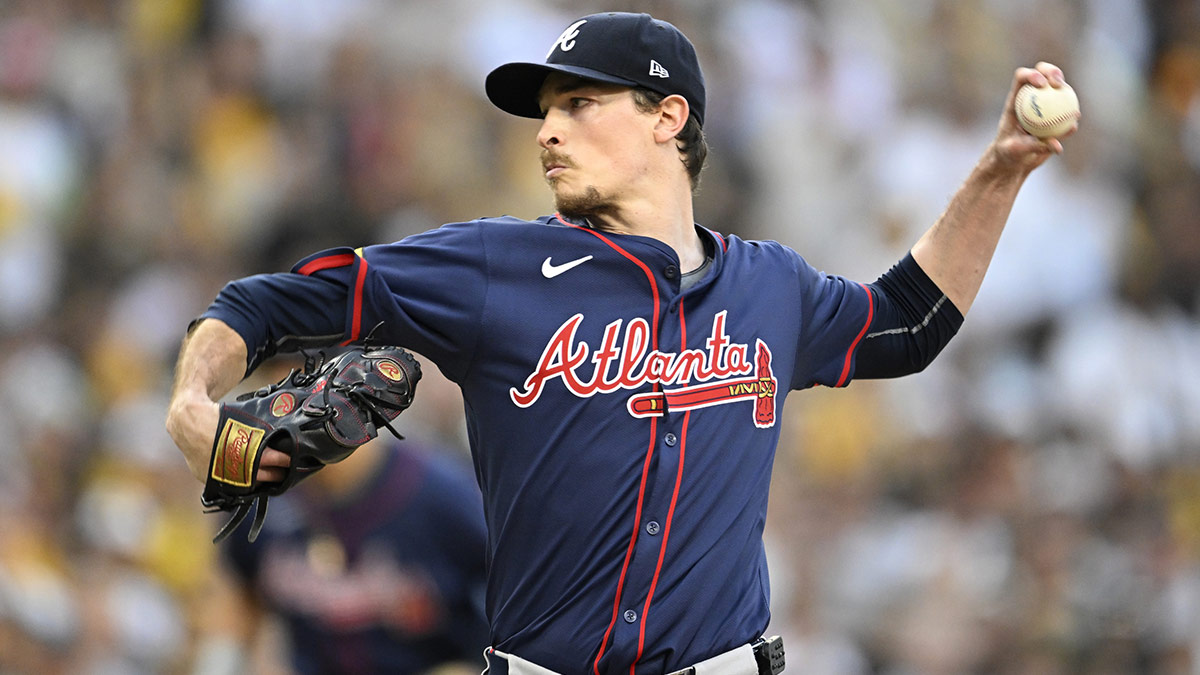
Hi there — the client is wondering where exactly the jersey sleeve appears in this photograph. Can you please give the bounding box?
[790,253,875,390]
[291,221,488,383]
[199,221,487,381]
[200,272,349,374]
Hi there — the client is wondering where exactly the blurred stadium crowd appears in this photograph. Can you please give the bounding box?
[0,0,1198,673]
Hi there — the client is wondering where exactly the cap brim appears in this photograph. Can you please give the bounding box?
[485,62,640,119]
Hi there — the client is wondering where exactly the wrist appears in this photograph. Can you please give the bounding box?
[167,385,212,432]
[977,143,1033,188]
[166,388,221,482]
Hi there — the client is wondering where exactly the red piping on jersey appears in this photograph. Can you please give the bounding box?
[633,411,688,674]
[558,216,661,354]
[595,415,658,675]
[559,215,666,675]
[340,254,369,346]
[631,301,691,674]
[296,252,355,276]
[706,227,728,253]
[835,282,874,387]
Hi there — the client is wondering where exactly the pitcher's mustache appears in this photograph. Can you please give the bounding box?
[541,151,574,169]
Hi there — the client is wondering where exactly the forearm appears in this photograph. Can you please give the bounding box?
[173,318,249,400]
[910,150,1030,316]
[167,270,350,483]
[911,62,1075,316]
[166,319,249,481]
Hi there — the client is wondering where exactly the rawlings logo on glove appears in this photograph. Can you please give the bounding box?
[203,344,422,543]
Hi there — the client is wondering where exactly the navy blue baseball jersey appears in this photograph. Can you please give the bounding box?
[204,214,955,674]
[222,441,488,675]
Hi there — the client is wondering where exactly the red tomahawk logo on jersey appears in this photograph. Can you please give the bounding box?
[627,339,777,428]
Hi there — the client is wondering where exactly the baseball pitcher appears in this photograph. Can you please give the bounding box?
[167,11,1076,675]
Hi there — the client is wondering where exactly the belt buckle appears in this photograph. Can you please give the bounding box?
[752,636,785,675]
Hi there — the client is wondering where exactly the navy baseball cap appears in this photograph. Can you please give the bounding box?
[486,12,706,126]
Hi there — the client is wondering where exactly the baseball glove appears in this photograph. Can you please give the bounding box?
[202,344,421,543]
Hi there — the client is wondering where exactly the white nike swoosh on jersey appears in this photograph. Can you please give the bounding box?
[541,255,593,278]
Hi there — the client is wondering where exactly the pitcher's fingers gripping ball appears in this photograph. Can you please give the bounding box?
[1014,81,1080,139]
[202,344,421,543]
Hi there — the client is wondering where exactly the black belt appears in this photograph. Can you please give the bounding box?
[668,636,785,675]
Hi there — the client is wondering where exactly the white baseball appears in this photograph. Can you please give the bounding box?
[1014,82,1080,139]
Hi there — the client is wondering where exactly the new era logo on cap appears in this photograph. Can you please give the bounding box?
[485,12,707,126]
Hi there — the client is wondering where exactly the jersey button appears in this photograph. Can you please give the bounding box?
[624,609,638,623]
[646,521,661,535]
[665,433,677,447]
[664,264,679,279]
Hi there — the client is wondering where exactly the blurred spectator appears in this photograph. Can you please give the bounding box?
[200,435,489,675]
[0,14,80,332]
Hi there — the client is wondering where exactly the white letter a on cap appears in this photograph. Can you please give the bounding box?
[548,20,587,58]
[649,60,670,78]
